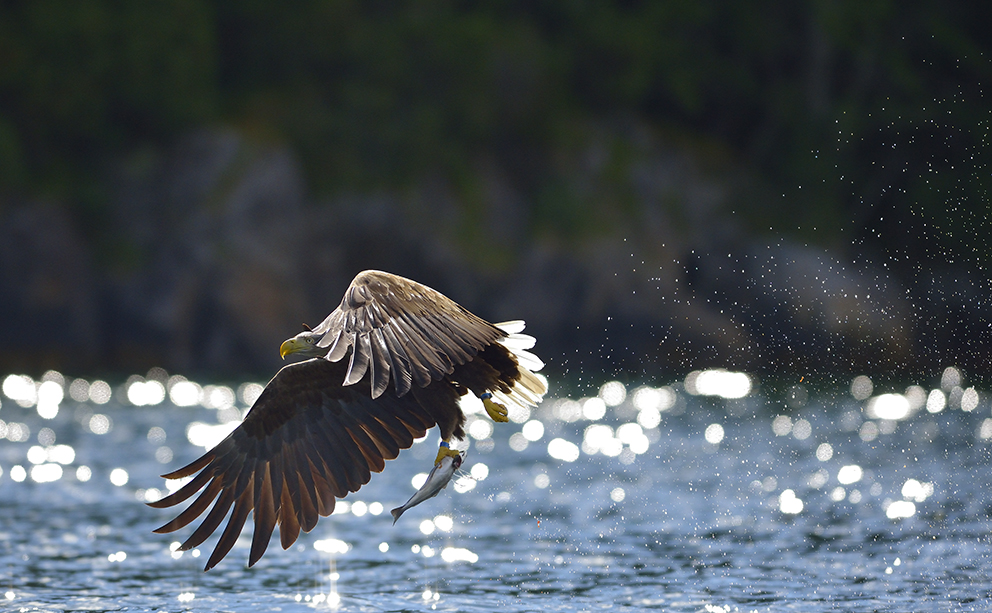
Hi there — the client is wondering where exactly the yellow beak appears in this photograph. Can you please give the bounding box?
[279,339,297,359]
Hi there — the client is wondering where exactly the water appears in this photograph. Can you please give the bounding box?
[2,371,992,612]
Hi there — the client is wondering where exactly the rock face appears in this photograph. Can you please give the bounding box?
[0,204,99,371]
[104,130,312,374]
[0,127,926,379]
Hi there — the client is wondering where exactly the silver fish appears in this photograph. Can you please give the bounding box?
[391,453,463,524]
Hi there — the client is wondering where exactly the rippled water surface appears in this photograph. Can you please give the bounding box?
[3,369,992,612]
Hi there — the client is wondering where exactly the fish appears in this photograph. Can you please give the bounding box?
[391,453,463,524]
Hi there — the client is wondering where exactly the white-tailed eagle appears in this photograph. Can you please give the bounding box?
[149,270,546,570]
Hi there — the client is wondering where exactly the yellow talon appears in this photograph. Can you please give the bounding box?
[434,444,461,466]
[483,397,509,423]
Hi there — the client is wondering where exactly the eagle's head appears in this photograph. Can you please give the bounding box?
[279,327,325,359]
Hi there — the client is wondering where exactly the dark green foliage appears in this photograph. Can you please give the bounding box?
[0,1,988,267]
[0,0,216,194]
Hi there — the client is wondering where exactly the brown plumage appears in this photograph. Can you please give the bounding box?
[312,270,515,398]
[149,270,546,570]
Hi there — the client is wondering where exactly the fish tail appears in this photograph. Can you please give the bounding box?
[391,507,403,524]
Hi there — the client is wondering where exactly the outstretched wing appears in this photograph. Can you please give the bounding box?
[312,270,506,398]
[148,358,437,570]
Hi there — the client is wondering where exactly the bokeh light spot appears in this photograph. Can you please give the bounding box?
[548,438,580,462]
[704,423,725,444]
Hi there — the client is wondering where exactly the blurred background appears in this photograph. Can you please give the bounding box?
[0,0,989,384]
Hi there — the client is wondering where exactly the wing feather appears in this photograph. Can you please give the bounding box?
[384,317,434,388]
[179,486,236,551]
[267,451,285,521]
[152,477,223,533]
[291,443,321,532]
[312,270,505,395]
[338,412,387,474]
[305,418,352,498]
[160,451,214,480]
[344,333,372,386]
[368,327,393,399]
[398,310,451,376]
[379,324,414,396]
[319,412,372,491]
[205,484,254,571]
[424,314,468,364]
[147,358,443,569]
[147,466,216,509]
[278,482,301,550]
[278,438,306,533]
[249,463,276,567]
[323,330,349,362]
[296,435,337,516]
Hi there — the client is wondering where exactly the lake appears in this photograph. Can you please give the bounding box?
[1,367,991,612]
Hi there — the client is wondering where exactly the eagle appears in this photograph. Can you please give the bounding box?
[148,270,547,570]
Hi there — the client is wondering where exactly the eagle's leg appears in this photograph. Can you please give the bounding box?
[434,440,462,466]
[481,392,509,423]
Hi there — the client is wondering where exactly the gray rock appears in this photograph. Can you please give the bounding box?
[0,204,99,371]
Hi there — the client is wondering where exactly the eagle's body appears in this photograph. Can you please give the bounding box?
[149,270,546,570]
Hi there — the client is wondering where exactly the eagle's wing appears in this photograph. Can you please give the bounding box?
[312,270,505,398]
[147,358,437,570]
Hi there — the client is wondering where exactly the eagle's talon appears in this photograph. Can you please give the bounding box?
[483,397,509,423]
[434,445,462,466]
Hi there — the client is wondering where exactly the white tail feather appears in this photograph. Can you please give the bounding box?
[497,359,547,410]
[495,320,526,335]
[517,369,548,397]
[498,332,536,351]
[511,349,544,372]
[488,320,548,409]
[496,321,545,372]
